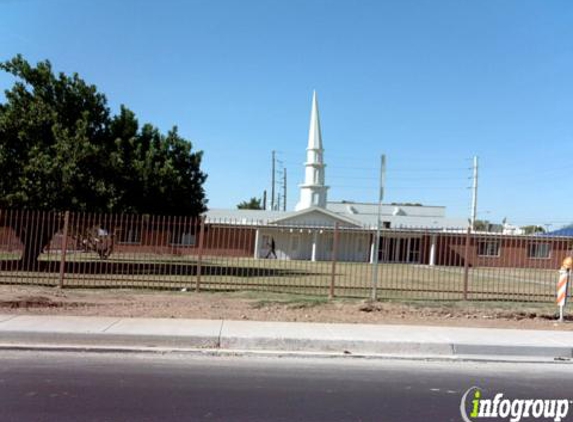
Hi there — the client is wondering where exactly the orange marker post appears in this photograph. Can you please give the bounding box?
[557,257,573,322]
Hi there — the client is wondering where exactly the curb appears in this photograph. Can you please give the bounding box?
[2,315,573,364]
[1,332,572,364]
[0,343,570,365]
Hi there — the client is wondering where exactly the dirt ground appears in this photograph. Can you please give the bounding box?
[0,285,571,330]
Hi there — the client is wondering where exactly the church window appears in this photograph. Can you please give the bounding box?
[312,192,319,205]
[325,236,334,253]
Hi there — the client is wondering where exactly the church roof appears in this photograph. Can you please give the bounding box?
[326,201,446,218]
[204,206,468,230]
[270,206,361,227]
[326,201,467,229]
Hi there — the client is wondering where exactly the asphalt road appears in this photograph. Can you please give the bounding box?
[2,351,573,422]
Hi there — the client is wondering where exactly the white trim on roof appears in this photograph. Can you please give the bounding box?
[269,206,362,227]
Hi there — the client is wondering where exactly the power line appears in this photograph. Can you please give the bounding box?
[330,184,467,190]
[329,175,469,181]
[388,168,471,173]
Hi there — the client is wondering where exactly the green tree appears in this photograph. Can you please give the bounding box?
[0,55,207,268]
[521,225,545,235]
[473,220,490,231]
[237,197,263,210]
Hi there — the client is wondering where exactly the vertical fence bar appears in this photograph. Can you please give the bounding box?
[36,210,45,276]
[14,209,20,281]
[202,219,210,290]
[146,213,157,288]
[503,233,509,300]
[185,215,194,289]
[371,226,380,301]
[5,209,16,282]
[174,215,184,288]
[463,226,471,300]
[85,211,94,288]
[158,214,169,289]
[237,220,249,294]
[67,211,78,286]
[45,211,55,275]
[195,216,205,292]
[27,210,38,274]
[0,210,4,279]
[224,220,233,292]
[58,211,70,289]
[236,221,245,285]
[94,212,104,288]
[329,222,339,299]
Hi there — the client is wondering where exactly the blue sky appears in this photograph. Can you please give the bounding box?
[1,0,572,228]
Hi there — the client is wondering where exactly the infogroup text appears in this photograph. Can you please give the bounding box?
[460,387,570,422]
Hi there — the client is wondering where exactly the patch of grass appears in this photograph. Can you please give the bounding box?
[372,297,558,314]
[0,254,560,303]
[248,292,331,310]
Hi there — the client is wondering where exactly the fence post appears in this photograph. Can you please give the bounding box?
[58,211,70,289]
[463,226,471,300]
[329,223,340,299]
[195,216,205,293]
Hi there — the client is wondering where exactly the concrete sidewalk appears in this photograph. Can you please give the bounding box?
[1,314,573,362]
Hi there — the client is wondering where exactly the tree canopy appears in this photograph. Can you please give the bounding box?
[521,225,545,235]
[473,220,490,232]
[0,55,207,216]
[237,197,263,210]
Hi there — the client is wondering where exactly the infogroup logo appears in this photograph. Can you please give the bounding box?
[460,387,570,422]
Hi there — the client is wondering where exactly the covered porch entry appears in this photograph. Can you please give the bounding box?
[378,234,422,264]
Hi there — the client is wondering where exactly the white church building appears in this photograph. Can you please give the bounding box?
[205,92,468,263]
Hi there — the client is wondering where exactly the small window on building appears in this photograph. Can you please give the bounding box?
[118,227,141,244]
[171,231,196,246]
[357,238,364,254]
[528,243,550,259]
[325,236,334,253]
[312,192,320,205]
[477,240,500,257]
[382,221,391,229]
[290,235,300,252]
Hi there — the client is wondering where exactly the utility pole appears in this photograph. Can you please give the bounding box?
[271,150,276,211]
[283,168,287,211]
[470,156,479,231]
[371,154,386,301]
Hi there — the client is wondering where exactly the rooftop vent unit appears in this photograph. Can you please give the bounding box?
[346,205,358,214]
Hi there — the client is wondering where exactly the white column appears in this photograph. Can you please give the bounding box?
[369,234,376,263]
[311,231,318,262]
[253,229,260,259]
[429,234,437,266]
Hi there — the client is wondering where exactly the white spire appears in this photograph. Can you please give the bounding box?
[295,91,329,211]
[307,90,323,150]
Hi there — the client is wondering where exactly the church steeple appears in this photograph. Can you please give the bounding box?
[295,91,329,211]
[307,90,323,150]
